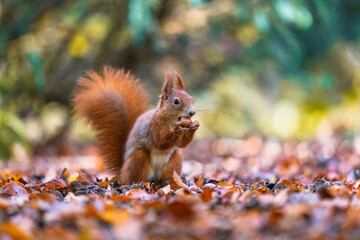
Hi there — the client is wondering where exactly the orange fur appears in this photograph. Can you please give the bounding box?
[149,113,182,150]
[73,66,199,184]
[161,149,182,183]
[176,123,199,148]
[72,66,150,174]
[120,147,152,184]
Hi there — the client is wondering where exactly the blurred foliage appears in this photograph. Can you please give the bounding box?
[1,0,360,158]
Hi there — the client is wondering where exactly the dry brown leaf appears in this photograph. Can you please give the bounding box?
[77,171,94,184]
[167,200,194,220]
[36,177,68,192]
[201,187,212,202]
[127,189,152,200]
[99,209,130,223]
[160,184,172,194]
[170,184,180,190]
[99,182,112,188]
[1,182,27,197]
[173,171,188,188]
[110,195,132,202]
[29,192,57,203]
[256,187,270,194]
[195,175,204,189]
[279,178,301,187]
[144,182,151,189]
[85,205,100,217]
[0,223,31,240]
[0,199,9,210]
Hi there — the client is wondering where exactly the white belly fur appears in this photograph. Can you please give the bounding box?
[147,148,174,181]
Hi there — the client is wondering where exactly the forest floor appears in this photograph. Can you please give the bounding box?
[1,136,360,240]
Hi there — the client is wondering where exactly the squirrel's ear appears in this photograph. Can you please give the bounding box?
[174,72,185,90]
[161,72,173,100]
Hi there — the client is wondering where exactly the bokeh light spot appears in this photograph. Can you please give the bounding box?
[67,34,89,57]
[272,101,299,138]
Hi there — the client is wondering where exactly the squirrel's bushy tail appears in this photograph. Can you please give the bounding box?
[73,66,150,174]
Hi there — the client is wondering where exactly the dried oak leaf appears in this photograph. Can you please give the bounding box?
[35,177,68,192]
[173,171,188,188]
[1,182,27,197]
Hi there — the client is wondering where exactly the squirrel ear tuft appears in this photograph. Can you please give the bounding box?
[174,72,185,90]
[162,72,173,100]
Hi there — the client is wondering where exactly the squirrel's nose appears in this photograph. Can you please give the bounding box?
[189,110,196,117]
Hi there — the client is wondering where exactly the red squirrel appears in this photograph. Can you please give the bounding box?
[73,66,199,184]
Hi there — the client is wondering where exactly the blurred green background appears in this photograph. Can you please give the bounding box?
[1,0,360,159]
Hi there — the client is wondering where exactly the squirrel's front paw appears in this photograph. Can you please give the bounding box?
[173,122,184,134]
[189,120,200,131]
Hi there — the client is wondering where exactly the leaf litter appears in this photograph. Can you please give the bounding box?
[1,137,360,239]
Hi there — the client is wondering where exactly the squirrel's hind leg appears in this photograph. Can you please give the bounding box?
[120,148,151,185]
[160,149,182,184]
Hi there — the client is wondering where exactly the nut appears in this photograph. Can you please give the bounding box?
[180,117,192,128]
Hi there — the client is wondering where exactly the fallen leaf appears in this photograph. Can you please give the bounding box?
[0,199,9,210]
[144,182,151,189]
[173,171,188,188]
[127,189,152,200]
[77,171,94,184]
[36,177,68,192]
[167,200,194,220]
[217,182,233,188]
[196,175,204,189]
[160,184,172,194]
[0,223,31,240]
[99,209,130,223]
[29,192,57,203]
[201,187,213,202]
[1,182,27,197]
[99,182,112,188]
[109,195,132,202]
[170,184,180,190]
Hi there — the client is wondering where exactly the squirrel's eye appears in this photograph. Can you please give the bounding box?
[173,98,180,105]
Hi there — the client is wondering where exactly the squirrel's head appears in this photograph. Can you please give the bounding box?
[159,72,195,121]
